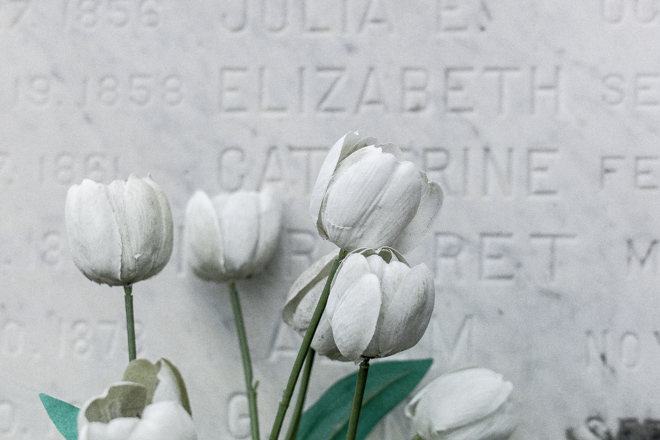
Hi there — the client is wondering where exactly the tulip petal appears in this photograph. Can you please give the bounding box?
[435,401,516,440]
[106,176,145,281]
[327,254,381,361]
[250,186,283,274]
[310,134,347,231]
[128,401,197,440]
[311,313,346,360]
[410,368,513,433]
[152,359,192,416]
[329,272,381,361]
[283,251,338,332]
[141,176,174,280]
[321,147,422,251]
[309,131,377,233]
[370,264,434,358]
[185,191,225,281]
[81,418,141,440]
[65,179,123,285]
[213,191,260,277]
[326,253,373,318]
[82,383,147,423]
[391,172,443,253]
[107,175,169,283]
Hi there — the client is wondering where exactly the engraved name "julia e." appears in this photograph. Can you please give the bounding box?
[217,0,489,35]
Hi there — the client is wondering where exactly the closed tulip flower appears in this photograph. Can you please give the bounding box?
[310,131,443,253]
[77,358,196,440]
[405,368,516,440]
[65,175,174,286]
[284,247,434,362]
[185,187,282,282]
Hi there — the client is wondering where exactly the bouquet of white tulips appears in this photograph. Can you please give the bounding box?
[40,131,517,440]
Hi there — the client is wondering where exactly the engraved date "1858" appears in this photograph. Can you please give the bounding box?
[13,74,183,109]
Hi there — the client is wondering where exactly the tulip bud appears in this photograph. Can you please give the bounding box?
[185,187,282,282]
[310,131,443,253]
[284,247,435,362]
[405,368,516,440]
[65,175,174,286]
[77,358,197,440]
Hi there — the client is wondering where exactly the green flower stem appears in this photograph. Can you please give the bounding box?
[346,358,370,440]
[123,285,136,362]
[284,348,316,440]
[411,436,423,440]
[269,249,347,440]
[229,281,260,440]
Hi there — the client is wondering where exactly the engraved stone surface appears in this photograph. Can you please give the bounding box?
[1,1,659,439]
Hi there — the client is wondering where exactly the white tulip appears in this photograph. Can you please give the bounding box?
[284,247,435,362]
[65,175,174,286]
[78,358,196,440]
[185,187,282,282]
[310,131,443,253]
[283,251,344,358]
[405,368,517,440]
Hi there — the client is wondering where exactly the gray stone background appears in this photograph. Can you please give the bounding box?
[1,0,658,439]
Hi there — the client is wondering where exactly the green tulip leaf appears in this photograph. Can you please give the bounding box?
[296,358,432,440]
[39,393,79,440]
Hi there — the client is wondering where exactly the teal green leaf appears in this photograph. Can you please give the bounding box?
[39,393,79,440]
[296,358,432,440]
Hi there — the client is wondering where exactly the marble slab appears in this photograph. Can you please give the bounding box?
[2,0,660,439]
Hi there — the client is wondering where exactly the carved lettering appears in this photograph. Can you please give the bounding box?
[436,0,469,33]
[600,0,660,24]
[268,320,302,362]
[65,0,160,30]
[602,73,625,105]
[484,67,520,116]
[529,234,576,282]
[531,66,561,115]
[219,67,249,112]
[262,0,288,32]
[434,232,466,281]
[586,330,648,372]
[355,66,387,112]
[425,315,474,368]
[358,0,392,33]
[482,147,513,197]
[284,229,317,278]
[259,67,287,113]
[627,238,659,275]
[401,68,429,113]
[600,155,625,189]
[1,321,25,359]
[0,400,17,436]
[445,67,475,113]
[302,0,338,33]
[527,149,559,196]
[219,147,248,191]
[227,393,250,439]
[635,156,659,189]
[288,145,328,193]
[211,64,563,117]
[315,67,347,113]
[480,233,515,281]
[221,0,247,32]
[259,146,286,189]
